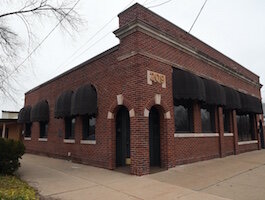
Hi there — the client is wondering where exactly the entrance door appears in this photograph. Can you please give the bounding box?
[149,107,161,166]
[116,106,130,167]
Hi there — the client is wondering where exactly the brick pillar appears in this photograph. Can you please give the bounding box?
[218,107,225,157]
[131,116,149,175]
[254,114,261,150]
[232,110,239,154]
[193,101,201,133]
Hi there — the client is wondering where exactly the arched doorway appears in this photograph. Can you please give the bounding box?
[149,106,161,167]
[116,106,130,167]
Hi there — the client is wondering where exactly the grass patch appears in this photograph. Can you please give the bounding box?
[0,175,38,200]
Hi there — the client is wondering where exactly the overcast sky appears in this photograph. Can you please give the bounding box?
[1,0,265,114]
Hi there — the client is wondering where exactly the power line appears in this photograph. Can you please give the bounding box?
[189,0,208,33]
[2,0,81,83]
[51,0,136,75]
[147,0,173,8]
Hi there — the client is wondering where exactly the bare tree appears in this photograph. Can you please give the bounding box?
[0,0,83,103]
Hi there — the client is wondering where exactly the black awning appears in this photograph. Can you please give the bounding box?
[239,92,263,114]
[30,100,49,122]
[172,68,206,101]
[71,84,97,116]
[54,90,73,118]
[223,86,241,110]
[203,79,226,106]
[18,105,31,123]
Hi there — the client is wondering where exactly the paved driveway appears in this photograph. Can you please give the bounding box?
[18,150,265,200]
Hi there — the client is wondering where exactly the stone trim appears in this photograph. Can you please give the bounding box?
[63,139,75,144]
[129,109,135,117]
[107,111,114,119]
[144,108,150,117]
[114,20,259,88]
[80,140,96,145]
[174,133,219,138]
[154,94,161,105]
[164,111,171,119]
[238,140,258,145]
[117,94,124,105]
[38,138,48,142]
[224,133,234,137]
[24,137,31,141]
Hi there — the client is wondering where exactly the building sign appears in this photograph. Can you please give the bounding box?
[147,70,166,88]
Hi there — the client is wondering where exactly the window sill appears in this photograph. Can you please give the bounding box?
[24,137,31,141]
[238,140,258,145]
[64,139,75,144]
[38,138,48,142]
[224,133,234,137]
[174,133,219,138]
[80,140,96,145]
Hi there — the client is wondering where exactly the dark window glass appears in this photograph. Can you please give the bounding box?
[25,123,32,137]
[82,115,96,140]
[223,110,230,133]
[237,114,255,141]
[39,121,48,138]
[201,105,215,133]
[65,117,75,139]
[174,100,193,132]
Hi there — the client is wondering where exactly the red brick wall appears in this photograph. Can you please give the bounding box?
[23,3,262,175]
[175,137,220,165]
[223,137,234,156]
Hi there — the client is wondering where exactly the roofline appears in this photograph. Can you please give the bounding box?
[26,45,120,95]
[118,3,259,80]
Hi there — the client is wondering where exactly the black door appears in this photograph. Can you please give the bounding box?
[116,106,130,167]
[149,107,160,166]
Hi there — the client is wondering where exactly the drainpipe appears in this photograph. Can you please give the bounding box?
[2,123,6,138]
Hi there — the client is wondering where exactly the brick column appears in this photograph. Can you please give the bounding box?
[218,107,225,157]
[255,114,261,150]
[131,116,149,175]
[193,101,201,133]
[232,110,239,154]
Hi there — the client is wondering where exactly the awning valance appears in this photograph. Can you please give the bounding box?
[18,105,31,123]
[239,93,263,114]
[71,84,97,116]
[223,86,241,110]
[203,79,226,106]
[31,100,49,122]
[172,68,206,101]
[54,90,73,118]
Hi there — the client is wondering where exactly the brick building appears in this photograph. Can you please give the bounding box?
[18,3,264,175]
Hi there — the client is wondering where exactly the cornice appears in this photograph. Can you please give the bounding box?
[114,20,260,88]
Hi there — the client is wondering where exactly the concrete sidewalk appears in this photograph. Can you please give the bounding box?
[18,150,265,200]
[18,154,229,200]
[148,150,265,200]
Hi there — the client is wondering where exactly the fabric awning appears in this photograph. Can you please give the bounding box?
[223,86,241,110]
[18,105,31,123]
[172,68,206,101]
[239,92,263,114]
[54,90,73,118]
[71,84,97,116]
[30,100,49,122]
[203,79,226,105]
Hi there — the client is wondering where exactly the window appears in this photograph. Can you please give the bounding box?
[174,100,193,132]
[223,110,230,133]
[201,105,215,133]
[39,121,48,138]
[25,123,32,137]
[237,114,255,141]
[65,117,75,139]
[82,115,96,140]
